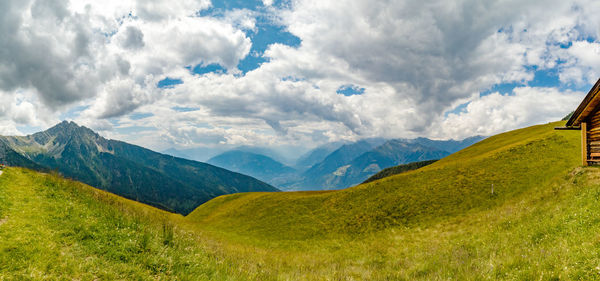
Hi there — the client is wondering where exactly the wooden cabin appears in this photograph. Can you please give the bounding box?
[561,78,600,166]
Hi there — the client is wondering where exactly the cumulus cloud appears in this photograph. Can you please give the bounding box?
[135,0,211,22]
[0,0,252,124]
[222,9,257,31]
[0,121,22,136]
[0,0,101,108]
[139,17,251,70]
[559,41,600,85]
[269,0,592,131]
[437,87,585,139]
[119,26,145,50]
[1,0,600,151]
[0,90,59,133]
[85,78,155,119]
[148,0,596,145]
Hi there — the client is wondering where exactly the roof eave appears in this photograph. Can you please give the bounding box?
[566,77,600,127]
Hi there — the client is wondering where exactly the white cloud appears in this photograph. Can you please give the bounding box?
[135,0,211,22]
[560,41,600,85]
[68,0,212,22]
[2,0,600,152]
[0,0,253,126]
[222,9,257,32]
[0,121,22,136]
[84,78,156,119]
[118,26,145,50]
[437,87,585,139]
[271,0,582,129]
[0,90,59,133]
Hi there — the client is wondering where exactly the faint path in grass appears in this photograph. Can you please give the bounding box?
[0,170,3,176]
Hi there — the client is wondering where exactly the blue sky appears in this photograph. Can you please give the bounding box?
[2,0,600,153]
[157,0,301,87]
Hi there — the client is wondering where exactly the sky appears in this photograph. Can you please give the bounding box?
[0,0,599,155]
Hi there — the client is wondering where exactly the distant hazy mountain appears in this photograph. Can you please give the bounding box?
[230,145,295,165]
[294,142,345,171]
[0,121,278,214]
[161,147,224,162]
[282,139,383,190]
[0,140,45,170]
[207,150,296,186]
[282,136,484,190]
[326,140,451,188]
[163,145,293,165]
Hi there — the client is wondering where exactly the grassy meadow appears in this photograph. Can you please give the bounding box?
[188,122,580,239]
[3,121,600,280]
[0,168,260,280]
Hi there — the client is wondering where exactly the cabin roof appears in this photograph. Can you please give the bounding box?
[566,78,600,127]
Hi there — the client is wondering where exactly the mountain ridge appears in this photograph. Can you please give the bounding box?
[0,121,278,214]
[207,150,296,186]
[281,136,484,190]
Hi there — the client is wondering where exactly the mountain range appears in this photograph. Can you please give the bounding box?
[289,139,385,190]
[205,136,485,191]
[305,139,450,189]
[207,150,297,186]
[163,145,296,164]
[0,121,278,214]
[0,121,485,212]
[293,141,347,171]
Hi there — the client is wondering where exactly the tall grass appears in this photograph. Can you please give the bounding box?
[0,168,256,280]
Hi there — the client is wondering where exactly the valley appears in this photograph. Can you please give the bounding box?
[196,136,484,190]
[1,121,598,279]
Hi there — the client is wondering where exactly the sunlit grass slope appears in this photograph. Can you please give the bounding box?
[178,121,600,279]
[0,167,263,280]
[187,122,580,240]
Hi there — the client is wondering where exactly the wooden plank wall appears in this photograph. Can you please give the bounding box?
[587,109,600,163]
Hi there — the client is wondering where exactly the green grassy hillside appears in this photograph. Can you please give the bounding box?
[0,168,264,280]
[180,122,600,279]
[5,121,600,280]
[187,122,580,239]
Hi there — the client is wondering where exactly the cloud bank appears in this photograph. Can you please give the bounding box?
[0,0,597,150]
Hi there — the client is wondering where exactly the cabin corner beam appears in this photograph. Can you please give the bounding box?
[582,122,588,166]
